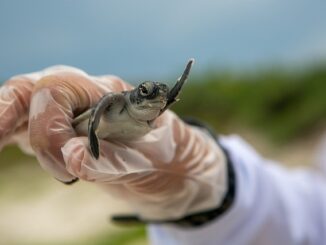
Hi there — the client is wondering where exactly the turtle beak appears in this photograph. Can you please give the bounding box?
[166,59,194,107]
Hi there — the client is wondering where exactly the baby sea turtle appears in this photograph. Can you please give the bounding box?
[72,59,194,159]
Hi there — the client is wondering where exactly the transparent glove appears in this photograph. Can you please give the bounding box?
[2,66,228,220]
[0,66,93,155]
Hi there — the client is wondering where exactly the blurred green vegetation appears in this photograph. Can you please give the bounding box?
[24,226,147,245]
[74,226,146,245]
[0,145,35,170]
[173,64,326,143]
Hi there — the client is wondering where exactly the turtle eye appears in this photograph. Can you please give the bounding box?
[139,82,154,97]
[139,85,148,96]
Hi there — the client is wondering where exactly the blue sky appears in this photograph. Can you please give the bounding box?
[0,0,325,82]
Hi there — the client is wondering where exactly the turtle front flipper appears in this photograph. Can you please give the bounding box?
[160,59,194,115]
[88,93,125,159]
[72,108,92,127]
[88,112,100,159]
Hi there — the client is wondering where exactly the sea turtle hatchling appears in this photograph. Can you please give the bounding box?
[72,59,194,159]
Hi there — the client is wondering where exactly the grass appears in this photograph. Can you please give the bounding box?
[81,226,147,245]
[22,226,147,245]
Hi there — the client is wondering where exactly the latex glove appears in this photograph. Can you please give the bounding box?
[30,66,131,182]
[0,66,129,182]
[0,73,34,154]
[3,66,227,220]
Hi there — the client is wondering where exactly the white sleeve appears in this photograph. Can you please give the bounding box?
[147,135,326,245]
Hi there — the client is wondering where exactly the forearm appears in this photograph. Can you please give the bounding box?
[148,135,326,245]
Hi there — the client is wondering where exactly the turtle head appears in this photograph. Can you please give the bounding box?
[127,59,194,121]
[127,81,169,121]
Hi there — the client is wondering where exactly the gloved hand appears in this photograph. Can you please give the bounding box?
[0,66,130,182]
[1,66,227,220]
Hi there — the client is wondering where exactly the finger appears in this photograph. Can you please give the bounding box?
[62,137,153,183]
[0,66,92,152]
[0,77,34,149]
[63,111,183,182]
[62,136,186,200]
[29,71,128,182]
[11,121,34,155]
[95,75,132,92]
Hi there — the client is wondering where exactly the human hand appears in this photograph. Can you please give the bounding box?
[0,66,130,182]
[1,66,227,220]
[64,111,228,220]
